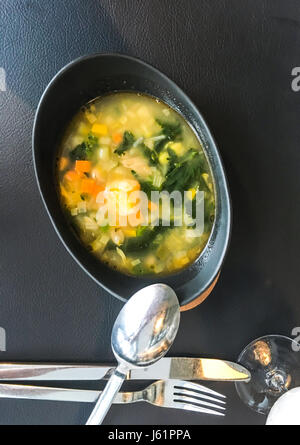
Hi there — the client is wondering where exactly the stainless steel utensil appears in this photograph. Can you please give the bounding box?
[86,284,180,425]
[0,380,225,416]
[0,358,251,382]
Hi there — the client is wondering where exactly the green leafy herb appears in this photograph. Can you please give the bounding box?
[70,143,87,161]
[156,119,182,141]
[114,131,135,155]
[166,147,178,174]
[153,119,182,153]
[70,133,98,161]
[139,142,159,165]
[153,137,167,153]
[122,225,169,253]
[164,148,205,192]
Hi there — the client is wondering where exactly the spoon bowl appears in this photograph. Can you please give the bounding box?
[112,283,180,367]
[86,283,180,425]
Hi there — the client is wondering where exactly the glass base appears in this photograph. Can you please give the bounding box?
[235,335,300,415]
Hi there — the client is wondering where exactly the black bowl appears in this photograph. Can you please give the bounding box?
[32,53,231,308]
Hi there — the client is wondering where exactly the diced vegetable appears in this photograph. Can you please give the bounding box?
[58,157,68,171]
[112,132,123,144]
[158,151,169,165]
[152,171,164,188]
[77,201,87,214]
[168,142,185,156]
[99,137,111,145]
[78,122,90,136]
[75,160,91,173]
[91,123,108,136]
[80,178,103,195]
[131,258,141,266]
[98,147,110,161]
[83,216,99,231]
[91,234,110,252]
[65,170,81,182]
[85,112,97,124]
[71,208,78,216]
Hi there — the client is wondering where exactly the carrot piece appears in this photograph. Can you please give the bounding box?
[80,178,105,195]
[112,132,122,144]
[59,157,68,171]
[75,160,91,173]
[81,178,96,194]
[64,170,81,182]
[92,183,105,197]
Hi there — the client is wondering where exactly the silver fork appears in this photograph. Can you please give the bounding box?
[118,379,226,416]
[0,380,226,416]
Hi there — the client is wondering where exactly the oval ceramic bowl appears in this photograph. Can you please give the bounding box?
[33,53,231,309]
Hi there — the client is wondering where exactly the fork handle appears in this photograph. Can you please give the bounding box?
[86,365,127,425]
[118,389,144,404]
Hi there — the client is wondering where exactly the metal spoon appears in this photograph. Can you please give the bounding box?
[86,283,180,425]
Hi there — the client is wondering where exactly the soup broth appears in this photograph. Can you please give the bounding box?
[57,92,215,276]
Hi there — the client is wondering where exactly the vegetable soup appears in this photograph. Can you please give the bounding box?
[57,92,215,276]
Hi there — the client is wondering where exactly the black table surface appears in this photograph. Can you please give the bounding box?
[1,0,300,425]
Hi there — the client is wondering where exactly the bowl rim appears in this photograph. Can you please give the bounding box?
[32,52,232,306]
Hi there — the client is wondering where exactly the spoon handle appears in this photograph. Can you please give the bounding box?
[86,365,127,425]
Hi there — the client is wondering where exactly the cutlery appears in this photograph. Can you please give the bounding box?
[0,380,225,416]
[86,284,180,424]
[0,358,250,382]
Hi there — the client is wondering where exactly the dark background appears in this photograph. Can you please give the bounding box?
[0,0,300,425]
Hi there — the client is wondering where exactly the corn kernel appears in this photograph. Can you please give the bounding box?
[169,142,185,156]
[91,123,108,136]
[159,151,169,165]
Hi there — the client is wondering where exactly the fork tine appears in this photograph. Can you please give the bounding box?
[173,401,225,416]
[173,393,225,411]
[173,380,226,398]
[173,387,226,405]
